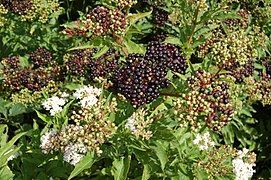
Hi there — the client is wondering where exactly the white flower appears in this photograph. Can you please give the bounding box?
[40,129,58,154]
[80,95,99,108]
[59,91,69,98]
[42,96,68,116]
[232,148,256,180]
[73,85,102,108]
[125,116,136,133]
[193,134,202,145]
[63,143,87,166]
[193,132,215,150]
[232,158,255,180]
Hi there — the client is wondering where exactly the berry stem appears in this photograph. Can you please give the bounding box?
[110,27,129,56]
[212,58,234,79]
[187,0,202,48]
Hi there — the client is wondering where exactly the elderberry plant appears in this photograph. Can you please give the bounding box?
[0,0,270,179]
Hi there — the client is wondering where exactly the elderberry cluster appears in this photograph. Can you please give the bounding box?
[152,7,169,26]
[4,0,32,16]
[225,60,254,83]
[110,0,137,9]
[175,70,235,131]
[111,41,187,108]
[1,48,63,92]
[64,48,121,81]
[30,47,53,68]
[83,6,128,36]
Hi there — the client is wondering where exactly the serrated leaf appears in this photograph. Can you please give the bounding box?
[92,46,109,58]
[35,110,50,123]
[124,39,145,54]
[151,141,168,171]
[112,155,131,180]
[150,103,167,117]
[67,43,94,51]
[8,104,26,117]
[0,166,14,180]
[65,83,82,90]
[68,151,96,180]
[128,10,152,25]
[164,37,182,47]
[142,164,151,180]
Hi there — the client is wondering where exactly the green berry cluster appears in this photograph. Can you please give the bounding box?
[197,145,236,178]
[243,75,271,106]
[211,29,256,66]
[7,0,63,23]
[110,0,137,9]
[0,4,8,26]
[174,70,235,131]
[11,80,59,108]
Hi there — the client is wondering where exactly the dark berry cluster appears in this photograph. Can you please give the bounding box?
[30,47,53,68]
[111,41,187,108]
[175,70,235,131]
[65,48,121,81]
[152,7,169,26]
[225,60,254,83]
[1,0,32,15]
[1,48,63,92]
[83,6,128,36]
[145,41,187,75]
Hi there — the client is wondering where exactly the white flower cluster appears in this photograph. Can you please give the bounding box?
[42,94,68,116]
[40,129,58,154]
[125,116,136,133]
[63,143,88,166]
[193,132,216,150]
[232,148,256,180]
[73,86,102,108]
[124,109,153,140]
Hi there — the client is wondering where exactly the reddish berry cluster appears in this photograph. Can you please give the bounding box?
[225,60,254,83]
[83,6,128,36]
[1,48,63,91]
[176,70,235,131]
[65,48,121,81]
[30,47,53,68]
[1,0,32,15]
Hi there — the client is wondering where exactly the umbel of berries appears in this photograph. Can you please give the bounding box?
[174,69,235,131]
[83,6,128,36]
[111,41,187,108]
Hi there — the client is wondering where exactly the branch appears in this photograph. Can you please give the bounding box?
[187,0,202,48]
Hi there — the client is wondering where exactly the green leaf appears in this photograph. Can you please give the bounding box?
[65,83,82,90]
[67,43,94,51]
[68,151,96,180]
[128,10,153,25]
[19,56,29,67]
[142,164,151,180]
[112,155,131,180]
[0,166,14,180]
[164,37,182,47]
[151,141,168,171]
[8,103,26,117]
[35,110,50,123]
[124,39,145,54]
[92,46,109,58]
